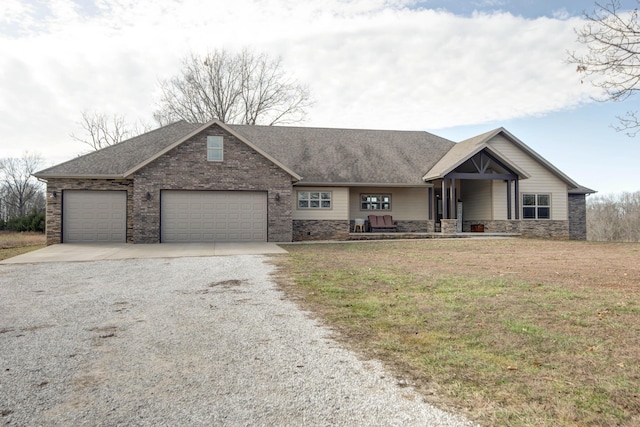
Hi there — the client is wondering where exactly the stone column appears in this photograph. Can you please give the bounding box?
[440,219,458,234]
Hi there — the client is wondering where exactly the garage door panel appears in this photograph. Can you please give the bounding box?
[161,191,267,243]
[63,191,127,243]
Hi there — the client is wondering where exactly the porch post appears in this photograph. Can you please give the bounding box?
[442,179,448,219]
[450,178,456,219]
[507,180,512,220]
[428,187,433,220]
[514,178,520,220]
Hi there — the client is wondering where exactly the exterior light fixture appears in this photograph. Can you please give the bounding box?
[145,192,152,200]
[275,192,280,201]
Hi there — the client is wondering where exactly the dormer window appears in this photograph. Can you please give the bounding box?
[207,136,223,161]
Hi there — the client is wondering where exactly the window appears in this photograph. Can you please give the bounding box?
[298,191,332,209]
[207,136,223,161]
[360,194,391,210]
[523,193,550,219]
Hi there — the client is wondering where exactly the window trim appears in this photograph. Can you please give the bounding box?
[360,193,392,211]
[207,136,223,162]
[522,193,551,220]
[297,191,332,210]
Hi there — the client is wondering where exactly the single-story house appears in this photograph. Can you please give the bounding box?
[34,119,594,244]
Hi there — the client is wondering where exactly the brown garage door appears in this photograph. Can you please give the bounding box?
[62,190,127,243]
[161,191,267,243]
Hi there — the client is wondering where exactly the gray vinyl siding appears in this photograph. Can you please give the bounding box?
[461,180,492,220]
[489,135,568,220]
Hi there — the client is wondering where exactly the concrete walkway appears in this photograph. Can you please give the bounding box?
[0,243,288,264]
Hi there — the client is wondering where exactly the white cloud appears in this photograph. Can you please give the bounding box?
[0,0,595,166]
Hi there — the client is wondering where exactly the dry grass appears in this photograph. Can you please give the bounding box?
[272,239,640,427]
[0,231,45,260]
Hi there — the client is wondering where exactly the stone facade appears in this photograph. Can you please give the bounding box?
[132,125,294,243]
[293,220,350,241]
[461,219,570,239]
[568,194,587,240]
[395,220,433,233]
[347,219,432,233]
[44,178,134,245]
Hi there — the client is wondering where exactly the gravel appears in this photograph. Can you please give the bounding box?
[0,255,476,426]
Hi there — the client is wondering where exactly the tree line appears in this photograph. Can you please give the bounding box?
[587,191,640,242]
[0,153,45,233]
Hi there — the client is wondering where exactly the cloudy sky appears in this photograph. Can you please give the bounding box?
[1,0,638,195]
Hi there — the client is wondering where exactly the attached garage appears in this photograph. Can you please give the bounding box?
[161,191,268,243]
[62,190,127,243]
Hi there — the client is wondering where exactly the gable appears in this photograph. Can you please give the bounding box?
[134,125,297,185]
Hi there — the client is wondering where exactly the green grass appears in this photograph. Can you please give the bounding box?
[274,239,640,427]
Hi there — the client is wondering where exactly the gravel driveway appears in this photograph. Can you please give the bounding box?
[0,255,475,426]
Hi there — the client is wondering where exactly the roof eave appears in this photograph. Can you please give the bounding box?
[294,182,433,187]
[33,173,126,180]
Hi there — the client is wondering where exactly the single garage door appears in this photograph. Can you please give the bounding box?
[161,191,267,243]
[62,190,127,243]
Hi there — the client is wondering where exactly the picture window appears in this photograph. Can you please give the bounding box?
[360,194,391,210]
[298,191,331,209]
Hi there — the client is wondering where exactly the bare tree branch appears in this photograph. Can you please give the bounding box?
[569,1,640,135]
[71,110,150,151]
[153,48,312,126]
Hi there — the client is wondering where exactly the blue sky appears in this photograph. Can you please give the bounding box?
[0,0,638,195]
[415,0,589,18]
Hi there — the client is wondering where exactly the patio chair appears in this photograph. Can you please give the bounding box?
[368,215,383,232]
[382,215,398,231]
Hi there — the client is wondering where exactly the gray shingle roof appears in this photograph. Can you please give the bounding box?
[34,120,592,193]
[35,121,455,185]
[229,125,455,185]
[35,121,200,177]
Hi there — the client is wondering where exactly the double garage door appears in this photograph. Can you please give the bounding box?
[161,191,267,243]
[62,190,267,243]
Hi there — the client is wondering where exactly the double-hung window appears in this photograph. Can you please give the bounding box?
[207,136,223,161]
[523,194,550,219]
[298,191,332,209]
[360,194,391,210]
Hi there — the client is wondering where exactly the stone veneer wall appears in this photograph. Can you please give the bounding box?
[462,220,570,239]
[44,178,134,245]
[395,220,433,232]
[133,125,294,243]
[568,194,587,240]
[348,219,433,233]
[293,220,350,241]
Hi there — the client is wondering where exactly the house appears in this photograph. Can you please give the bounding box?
[34,120,594,244]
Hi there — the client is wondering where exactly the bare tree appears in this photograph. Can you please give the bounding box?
[587,190,640,241]
[71,110,150,151]
[0,152,44,219]
[569,1,640,136]
[154,48,312,126]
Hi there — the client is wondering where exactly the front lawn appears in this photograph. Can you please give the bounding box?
[273,239,640,427]
[0,231,45,260]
